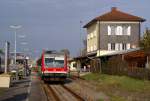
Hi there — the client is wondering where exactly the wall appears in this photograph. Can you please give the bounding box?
[99,21,140,50]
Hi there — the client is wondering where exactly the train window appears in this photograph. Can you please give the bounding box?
[45,58,64,67]
[45,58,54,67]
[54,60,64,67]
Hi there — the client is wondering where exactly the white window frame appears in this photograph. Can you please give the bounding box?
[90,46,93,51]
[87,47,90,52]
[119,43,123,51]
[91,33,94,38]
[115,43,119,51]
[111,26,115,35]
[87,34,90,40]
[108,26,111,35]
[94,44,97,50]
[116,26,122,35]
[122,43,127,50]
[94,31,96,37]
[127,26,131,36]
[127,43,130,50]
[108,43,111,51]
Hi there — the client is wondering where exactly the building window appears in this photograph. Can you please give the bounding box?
[108,43,111,50]
[123,26,127,35]
[132,45,136,48]
[94,44,97,50]
[108,25,116,35]
[108,43,115,50]
[115,43,120,51]
[90,46,93,51]
[122,43,127,50]
[127,43,130,49]
[108,25,130,35]
[115,43,123,51]
[94,31,97,37]
[111,26,115,35]
[87,34,90,40]
[108,43,131,51]
[116,26,122,35]
[122,43,130,50]
[108,26,111,35]
[91,33,94,38]
[87,47,90,52]
[127,26,131,35]
[111,43,115,50]
[119,43,123,50]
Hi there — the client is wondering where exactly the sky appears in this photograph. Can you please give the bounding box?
[0,0,149,58]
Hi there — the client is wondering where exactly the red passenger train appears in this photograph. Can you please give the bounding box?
[38,50,68,81]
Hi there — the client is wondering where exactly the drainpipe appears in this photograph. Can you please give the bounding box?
[139,22,141,47]
[97,21,102,73]
[4,42,8,74]
[98,21,100,53]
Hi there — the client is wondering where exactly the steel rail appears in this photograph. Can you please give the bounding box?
[61,85,84,101]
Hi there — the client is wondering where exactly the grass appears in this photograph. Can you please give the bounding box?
[82,73,150,92]
[110,95,126,101]
[82,73,150,101]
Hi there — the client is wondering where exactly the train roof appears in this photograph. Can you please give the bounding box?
[45,50,64,55]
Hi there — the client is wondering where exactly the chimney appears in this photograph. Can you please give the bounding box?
[111,7,117,11]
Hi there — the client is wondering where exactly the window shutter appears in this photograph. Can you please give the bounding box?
[115,43,119,50]
[120,43,123,51]
[127,43,130,50]
[127,26,131,35]
[108,26,111,35]
[108,43,111,50]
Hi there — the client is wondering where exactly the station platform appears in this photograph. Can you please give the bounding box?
[0,72,47,101]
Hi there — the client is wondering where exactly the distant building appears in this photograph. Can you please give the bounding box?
[9,52,30,76]
[0,52,4,73]
[84,7,145,57]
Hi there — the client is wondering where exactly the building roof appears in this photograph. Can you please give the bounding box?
[84,7,145,28]
[98,48,141,57]
[74,52,97,60]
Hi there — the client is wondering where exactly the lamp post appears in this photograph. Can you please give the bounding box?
[10,25,22,81]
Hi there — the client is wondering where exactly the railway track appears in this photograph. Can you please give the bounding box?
[43,82,84,101]
[70,75,85,80]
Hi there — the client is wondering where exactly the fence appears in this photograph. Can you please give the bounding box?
[101,56,150,80]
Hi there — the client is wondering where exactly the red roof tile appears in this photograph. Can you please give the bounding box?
[84,7,145,28]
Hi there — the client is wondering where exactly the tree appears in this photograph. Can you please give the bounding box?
[140,28,150,53]
[0,49,3,54]
[140,28,150,69]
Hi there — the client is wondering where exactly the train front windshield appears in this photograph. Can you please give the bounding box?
[45,58,64,68]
